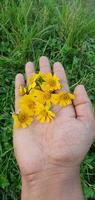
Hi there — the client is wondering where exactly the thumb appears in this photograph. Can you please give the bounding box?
[73,85,94,121]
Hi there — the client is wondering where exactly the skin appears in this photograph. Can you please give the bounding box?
[13,56,95,200]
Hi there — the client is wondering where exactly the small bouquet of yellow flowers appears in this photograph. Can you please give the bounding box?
[12,72,75,128]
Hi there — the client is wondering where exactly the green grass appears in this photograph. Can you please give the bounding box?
[0,0,95,199]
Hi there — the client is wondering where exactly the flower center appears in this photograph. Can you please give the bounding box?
[28,101,34,109]
[18,113,27,123]
[61,93,69,100]
[49,79,56,87]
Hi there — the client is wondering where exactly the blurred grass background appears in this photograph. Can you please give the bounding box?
[0,0,95,199]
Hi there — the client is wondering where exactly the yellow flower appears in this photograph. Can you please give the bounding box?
[42,91,52,105]
[35,104,55,122]
[19,94,35,115]
[28,72,46,90]
[51,93,59,105]
[41,73,61,92]
[28,73,37,89]
[12,111,33,129]
[19,85,30,96]
[29,89,43,103]
[19,86,27,96]
[54,91,75,107]
[28,82,36,90]
[35,71,46,81]
[28,89,51,106]
[29,88,42,97]
[33,90,52,105]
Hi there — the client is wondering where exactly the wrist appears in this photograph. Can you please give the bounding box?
[21,166,84,200]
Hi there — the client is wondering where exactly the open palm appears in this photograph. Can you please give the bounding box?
[13,56,95,178]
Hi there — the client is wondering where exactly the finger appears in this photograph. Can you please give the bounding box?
[15,73,25,112]
[39,56,51,73]
[53,62,69,91]
[25,62,35,85]
[74,85,94,121]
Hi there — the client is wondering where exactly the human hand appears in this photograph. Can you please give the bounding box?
[13,56,95,200]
